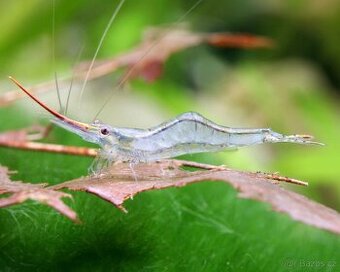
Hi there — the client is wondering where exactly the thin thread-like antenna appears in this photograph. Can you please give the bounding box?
[64,73,73,116]
[78,0,126,107]
[54,71,62,111]
[93,0,204,120]
[65,45,85,116]
[52,0,63,112]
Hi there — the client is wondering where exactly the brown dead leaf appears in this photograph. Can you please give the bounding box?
[0,125,50,142]
[0,27,272,107]
[0,165,78,222]
[206,33,273,48]
[52,160,340,235]
[132,60,164,83]
[76,27,273,82]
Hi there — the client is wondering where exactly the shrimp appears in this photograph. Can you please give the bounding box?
[9,77,323,174]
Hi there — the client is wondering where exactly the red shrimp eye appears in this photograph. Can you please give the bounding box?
[100,127,110,136]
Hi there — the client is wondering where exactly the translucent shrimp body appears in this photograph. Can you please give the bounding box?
[10,78,322,173]
[54,112,322,172]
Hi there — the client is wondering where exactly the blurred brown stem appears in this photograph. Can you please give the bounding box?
[0,140,97,157]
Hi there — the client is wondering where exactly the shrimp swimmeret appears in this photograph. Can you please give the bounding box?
[10,77,323,173]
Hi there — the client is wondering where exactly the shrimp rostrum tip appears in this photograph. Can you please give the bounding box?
[9,76,323,173]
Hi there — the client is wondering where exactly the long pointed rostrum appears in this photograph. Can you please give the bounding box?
[8,76,92,131]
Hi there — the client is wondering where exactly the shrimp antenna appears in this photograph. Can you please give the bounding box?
[65,44,85,116]
[52,0,63,113]
[78,0,126,108]
[93,0,204,120]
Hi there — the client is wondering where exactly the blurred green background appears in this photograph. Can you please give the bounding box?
[0,0,339,271]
